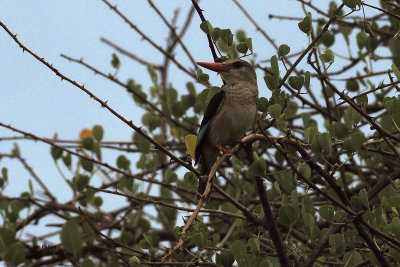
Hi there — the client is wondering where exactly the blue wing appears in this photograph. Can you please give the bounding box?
[195,89,225,164]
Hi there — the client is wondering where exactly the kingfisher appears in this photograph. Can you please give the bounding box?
[195,58,259,195]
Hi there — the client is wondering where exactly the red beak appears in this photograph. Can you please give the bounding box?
[197,62,230,72]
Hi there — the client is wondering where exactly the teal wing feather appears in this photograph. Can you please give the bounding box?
[195,89,225,165]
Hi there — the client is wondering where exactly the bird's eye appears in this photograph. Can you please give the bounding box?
[232,61,243,68]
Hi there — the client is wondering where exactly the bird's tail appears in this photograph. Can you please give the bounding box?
[197,158,212,198]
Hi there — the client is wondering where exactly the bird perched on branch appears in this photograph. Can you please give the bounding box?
[195,58,258,196]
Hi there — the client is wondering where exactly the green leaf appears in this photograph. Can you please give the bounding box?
[346,79,359,92]
[248,158,266,178]
[321,31,335,47]
[235,29,246,42]
[319,205,335,221]
[268,104,282,119]
[344,106,361,127]
[343,0,361,9]
[165,169,177,183]
[11,143,20,157]
[185,134,197,160]
[231,240,247,265]
[196,69,209,84]
[51,146,63,160]
[311,133,322,153]
[82,137,94,151]
[248,238,260,254]
[257,97,269,112]
[278,44,290,58]
[298,163,311,179]
[212,233,220,245]
[304,71,311,89]
[116,155,130,170]
[305,126,318,144]
[344,251,363,266]
[339,25,352,44]
[279,205,299,225]
[147,65,158,84]
[216,250,235,267]
[221,29,233,46]
[319,49,335,63]
[127,79,147,104]
[129,256,140,267]
[264,56,280,91]
[356,31,368,49]
[111,53,120,68]
[82,258,95,267]
[298,12,312,35]
[133,132,151,154]
[236,42,248,54]
[93,196,103,207]
[359,188,370,210]
[74,174,89,192]
[142,112,162,130]
[200,20,213,35]
[389,247,400,263]
[245,38,253,52]
[351,132,365,151]
[92,125,104,141]
[92,142,102,161]
[1,167,8,182]
[273,181,282,196]
[61,221,83,258]
[329,233,345,256]
[271,55,279,75]
[356,94,368,109]
[212,27,222,41]
[80,158,94,172]
[329,122,348,139]
[4,242,26,266]
[392,63,400,80]
[318,132,332,154]
[302,113,317,128]
[329,1,344,16]
[264,74,276,91]
[288,75,304,90]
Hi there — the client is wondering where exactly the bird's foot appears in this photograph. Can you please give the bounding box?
[216,143,233,155]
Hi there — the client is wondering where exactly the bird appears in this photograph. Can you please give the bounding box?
[195,58,259,196]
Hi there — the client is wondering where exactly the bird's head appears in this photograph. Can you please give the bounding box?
[197,58,257,86]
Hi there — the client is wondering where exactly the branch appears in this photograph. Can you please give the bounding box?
[60,54,197,134]
[190,0,218,62]
[277,3,344,89]
[147,0,197,69]
[101,0,195,78]
[0,21,197,174]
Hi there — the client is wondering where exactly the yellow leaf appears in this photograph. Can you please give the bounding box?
[171,127,180,137]
[79,128,93,140]
[185,134,197,160]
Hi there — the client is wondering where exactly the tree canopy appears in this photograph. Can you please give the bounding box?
[1,0,400,266]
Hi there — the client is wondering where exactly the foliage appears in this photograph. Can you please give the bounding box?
[1,0,400,266]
